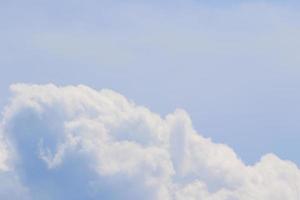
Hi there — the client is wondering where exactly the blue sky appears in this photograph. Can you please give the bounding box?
[1,0,300,166]
[1,1,300,199]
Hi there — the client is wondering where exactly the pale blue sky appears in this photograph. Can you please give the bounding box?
[1,0,300,166]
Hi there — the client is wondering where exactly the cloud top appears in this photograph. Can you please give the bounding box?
[0,84,299,199]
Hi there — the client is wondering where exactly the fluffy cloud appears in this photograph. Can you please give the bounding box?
[0,84,299,199]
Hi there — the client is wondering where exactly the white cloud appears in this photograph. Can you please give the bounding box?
[0,83,299,199]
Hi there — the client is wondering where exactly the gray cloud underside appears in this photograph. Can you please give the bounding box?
[0,84,299,200]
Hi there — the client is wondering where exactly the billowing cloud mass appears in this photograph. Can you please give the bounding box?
[0,84,299,200]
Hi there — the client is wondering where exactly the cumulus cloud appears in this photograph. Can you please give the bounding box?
[0,84,299,199]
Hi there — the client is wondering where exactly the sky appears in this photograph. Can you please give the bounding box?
[0,0,300,199]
